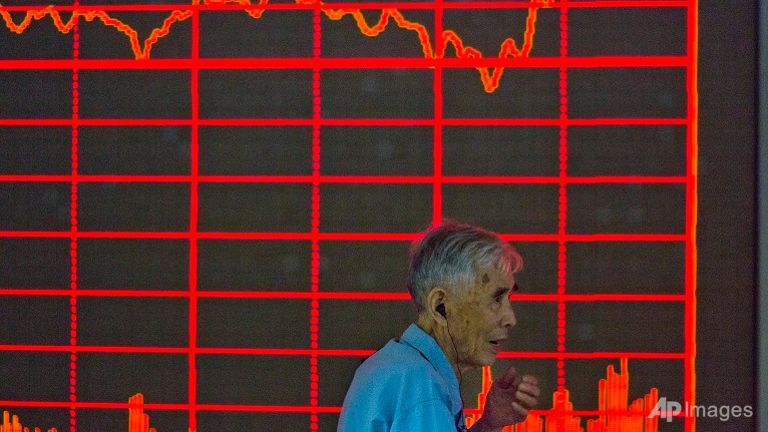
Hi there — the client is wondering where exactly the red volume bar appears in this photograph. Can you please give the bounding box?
[2,358,668,431]
[465,358,661,432]
[1,410,57,432]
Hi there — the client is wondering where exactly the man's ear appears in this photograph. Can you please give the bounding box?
[425,288,448,326]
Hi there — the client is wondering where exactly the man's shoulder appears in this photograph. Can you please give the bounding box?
[351,336,443,392]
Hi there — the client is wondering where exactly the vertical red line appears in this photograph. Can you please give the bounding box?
[683,0,698,431]
[432,0,443,225]
[310,3,322,431]
[188,4,200,431]
[69,3,80,432]
[556,0,568,396]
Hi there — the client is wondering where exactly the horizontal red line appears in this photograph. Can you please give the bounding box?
[0,400,687,416]
[0,175,687,184]
[0,345,684,359]
[0,400,338,413]
[0,118,688,127]
[0,289,686,302]
[0,231,685,241]
[0,1,689,12]
[0,56,686,70]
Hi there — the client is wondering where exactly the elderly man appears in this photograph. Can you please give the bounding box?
[337,220,540,432]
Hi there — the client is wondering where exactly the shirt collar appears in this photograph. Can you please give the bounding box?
[400,323,464,416]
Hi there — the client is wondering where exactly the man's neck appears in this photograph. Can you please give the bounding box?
[414,316,468,379]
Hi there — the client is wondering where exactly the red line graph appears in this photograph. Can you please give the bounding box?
[0,0,560,92]
[0,0,697,430]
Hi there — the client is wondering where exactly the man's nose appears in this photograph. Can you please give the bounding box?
[502,303,517,328]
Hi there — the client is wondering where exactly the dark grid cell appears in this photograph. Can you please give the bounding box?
[322,69,433,118]
[319,300,415,350]
[77,297,188,346]
[0,352,69,401]
[503,301,558,352]
[197,355,309,404]
[0,238,69,288]
[443,69,559,118]
[321,126,433,175]
[568,7,687,56]
[568,68,687,118]
[0,183,70,230]
[320,241,410,292]
[199,70,312,118]
[567,302,685,352]
[0,296,69,345]
[200,10,313,58]
[77,182,190,231]
[443,126,559,176]
[510,242,558,294]
[198,240,310,291]
[568,126,686,176]
[77,353,188,402]
[320,184,432,232]
[78,126,191,175]
[0,71,71,118]
[79,70,191,118]
[568,242,685,294]
[78,239,189,290]
[567,183,686,234]
[198,183,311,232]
[0,127,71,174]
[196,299,309,348]
[443,184,559,234]
[199,126,312,175]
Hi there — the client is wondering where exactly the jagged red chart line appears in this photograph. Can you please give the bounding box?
[0,0,698,430]
[0,0,558,92]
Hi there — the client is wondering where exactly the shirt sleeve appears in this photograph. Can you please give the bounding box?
[391,398,459,432]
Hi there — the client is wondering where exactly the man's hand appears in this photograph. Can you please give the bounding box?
[470,368,540,432]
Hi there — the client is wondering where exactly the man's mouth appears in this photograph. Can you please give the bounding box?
[489,339,505,352]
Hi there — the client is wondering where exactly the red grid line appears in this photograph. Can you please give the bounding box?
[432,0,443,226]
[0,290,687,301]
[683,1,698,431]
[186,6,201,431]
[309,4,322,430]
[0,56,687,70]
[0,175,689,184]
[0,1,689,12]
[0,117,689,126]
[555,0,568,394]
[0,289,689,301]
[68,6,80,431]
[0,400,690,418]
[0,231,686,241]
[0,345,686,359]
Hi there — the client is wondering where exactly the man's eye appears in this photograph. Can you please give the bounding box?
[495,295,504,303]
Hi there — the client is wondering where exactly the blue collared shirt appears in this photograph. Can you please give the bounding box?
[337,323,468,432]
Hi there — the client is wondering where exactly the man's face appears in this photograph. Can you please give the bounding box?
[448,266,517,369]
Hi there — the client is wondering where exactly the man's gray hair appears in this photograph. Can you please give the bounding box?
[406,219,523,312]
